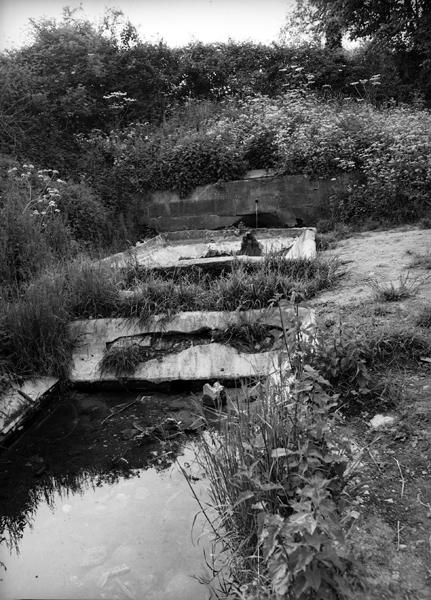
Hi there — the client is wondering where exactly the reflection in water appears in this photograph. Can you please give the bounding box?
[0,392,212,600]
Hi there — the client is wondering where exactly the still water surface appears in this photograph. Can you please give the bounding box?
[0,393,212,600]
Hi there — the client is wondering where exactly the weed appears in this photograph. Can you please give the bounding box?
[365,326,431,367]
[408,249,431,270]
[315,231,338,250]
[99,345,149,377]
[367,272,423,302]
[306,322,429,413]
[416,304,431,328]
[189,315,359,598]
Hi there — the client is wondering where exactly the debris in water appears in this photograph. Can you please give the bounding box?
[370,414,396,429]
[202,381,226,407]
[239,231,262,256]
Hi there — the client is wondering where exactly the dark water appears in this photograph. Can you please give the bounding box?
[0,392,212,600]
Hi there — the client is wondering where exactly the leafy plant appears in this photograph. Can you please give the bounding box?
[185,309,360,599]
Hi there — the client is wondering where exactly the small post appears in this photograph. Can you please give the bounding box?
[255,199,259,229]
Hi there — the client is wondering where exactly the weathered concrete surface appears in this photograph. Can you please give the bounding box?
[142,172,346,232]
[0,377,59,438]
[102,228,316,270]
[69,307,315,385]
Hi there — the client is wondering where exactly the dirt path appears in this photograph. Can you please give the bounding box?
[314,226,431,309]
[311,226,431,600]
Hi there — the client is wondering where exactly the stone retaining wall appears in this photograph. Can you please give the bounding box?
[142,171,347,232]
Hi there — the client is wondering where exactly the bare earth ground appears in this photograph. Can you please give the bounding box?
[313,226,431,600]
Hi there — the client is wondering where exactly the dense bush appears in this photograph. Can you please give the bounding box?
[56,182,111,245]
[0,164,72,285]
[77,91,431,225]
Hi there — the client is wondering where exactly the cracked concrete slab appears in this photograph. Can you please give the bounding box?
[69,307,315,385]
[0,377,59,438]
[101,228,316,270]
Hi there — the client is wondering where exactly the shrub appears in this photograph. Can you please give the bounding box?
[79,92,431,225]
[56,182,111,245]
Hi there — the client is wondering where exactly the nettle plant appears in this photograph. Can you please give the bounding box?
[194,310,359,600]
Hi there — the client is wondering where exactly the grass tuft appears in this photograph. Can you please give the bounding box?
[416,304,431,328]
[366,326,431,367]
[99,345,149,377]
[408,249,431,270]
[368,272,423,302]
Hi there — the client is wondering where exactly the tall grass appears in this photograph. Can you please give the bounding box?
[121,256,342,320]
[0,274,73,380]
[0,254,341,385]
[188,331,357,599]
[0,258,123,384]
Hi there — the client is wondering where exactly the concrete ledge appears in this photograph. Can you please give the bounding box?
[97,228,316,271]
[69,307,315,385]
[0,377,59,439]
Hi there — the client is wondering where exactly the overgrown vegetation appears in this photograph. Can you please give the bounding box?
[187,315,361,599]
[0,254,340,384]
[0,8,430,238]
[121,256,342,322]
[306,321,431,414]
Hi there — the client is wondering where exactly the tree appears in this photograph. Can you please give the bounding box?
[293,0,431,101]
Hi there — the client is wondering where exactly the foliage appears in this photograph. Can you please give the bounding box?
[190,313,359,598]
[291,0,431,103]
[0,163,72,285]
[365,326,431,368]
[305,324,373,413]
[56,182,111,245]
[307,321,431,413]
[0,273,73,380]
[76,91,431,228]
